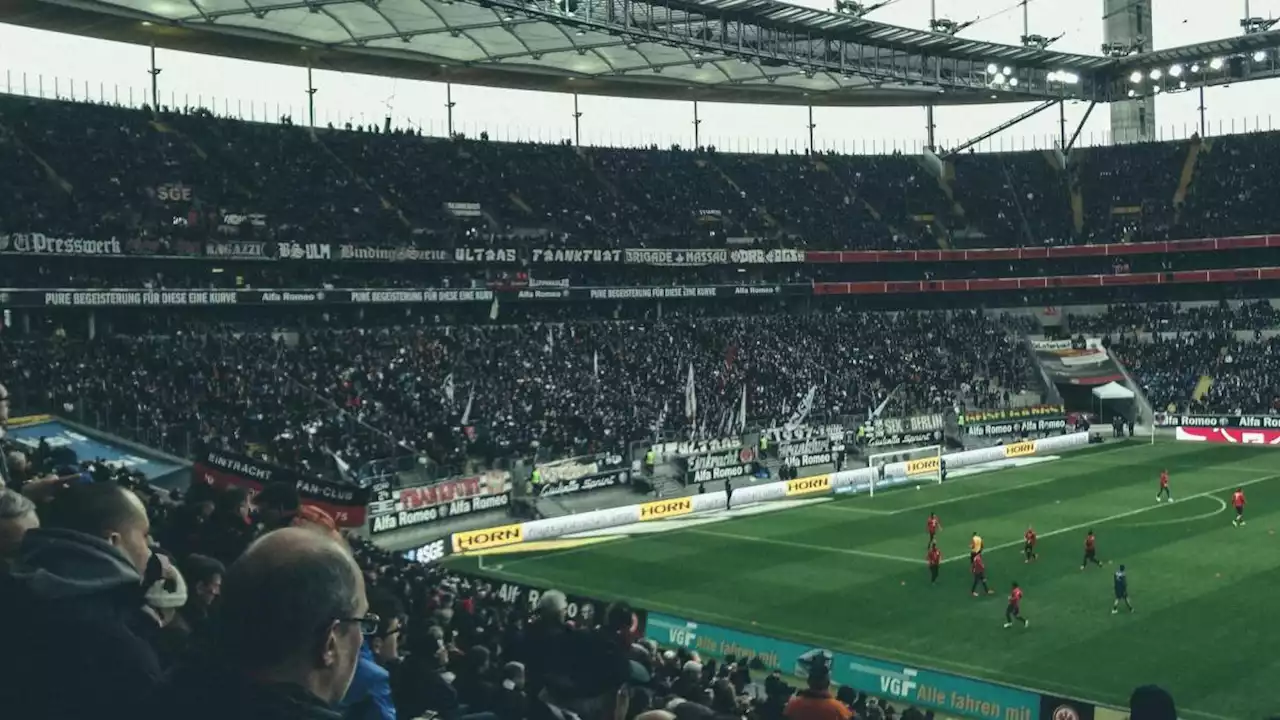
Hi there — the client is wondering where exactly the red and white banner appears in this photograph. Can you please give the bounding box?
[1175,426,1280,445]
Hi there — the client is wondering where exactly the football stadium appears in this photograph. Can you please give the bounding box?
[7,1,1280,720]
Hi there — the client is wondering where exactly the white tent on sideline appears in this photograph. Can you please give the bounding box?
[1091,381,1135,401]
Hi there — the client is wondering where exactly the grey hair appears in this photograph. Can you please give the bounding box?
[217,529,362,669]
[538,589,568,615]
[0,488,36,520]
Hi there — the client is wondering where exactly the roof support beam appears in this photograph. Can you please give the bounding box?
[941,98,1057,158]
[1065,100,1096,153]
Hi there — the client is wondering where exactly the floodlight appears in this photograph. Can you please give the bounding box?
[1253,50,1268,62]
[1002,66,1013,75]
[986,63,998,74]
[1179,80,1187,89]
[1169,64,1183,77]
[1209,57,1224,70]
[1190,63,1201,73]
[1127,88,1136,97]
[1153,85,1162,93]
[1009,77,1019,87]
[1129,71,1143,83]
[1149,68,1162,80]
[993,73,1006,84]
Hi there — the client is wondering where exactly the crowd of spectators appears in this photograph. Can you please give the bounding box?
[1071,302,1280,414]
[6,93,1280,253]
[1,310,1034,480]
[0,448,956,720]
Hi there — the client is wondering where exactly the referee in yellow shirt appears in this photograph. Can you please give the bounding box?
[970,532,984,562]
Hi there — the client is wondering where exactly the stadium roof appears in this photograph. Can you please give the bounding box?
[7,0,1280,106]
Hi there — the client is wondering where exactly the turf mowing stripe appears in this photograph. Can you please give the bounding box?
[687,528,922,564]
[940,471,1280,564]
[471,564,1237,720]
[884,474,1065,514]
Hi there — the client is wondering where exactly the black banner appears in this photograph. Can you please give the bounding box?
[403,537,451,565]
[682,446,757,484]
[863,430,943,448]
[205,241,270,259]
[126,238,203,257]
[624,248,727,266]
[1153,413,1280,429]
[1,233,123,256]
[965,416,1068,437]
[338,245,452,262]
[1032,341,1125,386]
[193,448,369,528]
[777,436,843,468]
[368,471,513,535]
[453,570,648,633]
[0,285,812,307]
[276,242,332,261]
[536,451,630,498]
[530,248,622,264]
[1038,694,1095,720]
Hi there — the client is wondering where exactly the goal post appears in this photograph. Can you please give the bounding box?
[866,444,943,496]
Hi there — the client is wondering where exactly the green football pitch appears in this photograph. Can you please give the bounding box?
[452,441,1280,720]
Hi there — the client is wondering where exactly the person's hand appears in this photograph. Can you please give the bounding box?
[20,473,69,503]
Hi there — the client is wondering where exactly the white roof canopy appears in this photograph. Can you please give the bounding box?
[1091,381,1135,401]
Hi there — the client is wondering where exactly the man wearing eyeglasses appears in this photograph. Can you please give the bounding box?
[148,527,372,720]
[341,587,405,720]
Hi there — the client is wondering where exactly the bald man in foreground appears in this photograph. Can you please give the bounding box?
[148,527,371,720]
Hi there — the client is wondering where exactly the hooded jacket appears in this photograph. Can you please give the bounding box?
[0,527,162,720]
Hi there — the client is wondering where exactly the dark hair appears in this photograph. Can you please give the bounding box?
[214,487,249,517]
[39,482,141,538]
[181,553,226,587]
[367,586,405,637]
[255,482,301,513]
[216,531,361,669]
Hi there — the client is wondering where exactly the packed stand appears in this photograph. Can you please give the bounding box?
[1080,301,1280,414]
[1,310,1033,481]
[948,151,1075,247]
[10,93,1280,253]
[1068,301,1280,335]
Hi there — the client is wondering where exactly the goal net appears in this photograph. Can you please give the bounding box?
[866,444,943,496]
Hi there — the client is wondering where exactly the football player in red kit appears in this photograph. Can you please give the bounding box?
[927,543,941,584]
[1157,469,1172,503]
[1233,488,1246,526]
[971,553,993,597]
[926,513,941,548]
[1081,530,1103,569]
[1004,582,1028,628]
[1023,527,1038,563]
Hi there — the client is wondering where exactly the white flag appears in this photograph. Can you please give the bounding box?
[489,297,500,321]
[593,350,599,378]
[460,384,475,425]
[738,385,748,433]
[786,385,817,430]
[443,373,456,404]
[684,363,697,422]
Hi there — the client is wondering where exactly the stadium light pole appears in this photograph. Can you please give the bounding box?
[305,64,317,128]
[147,43,161,110]
[807,104,816,154]
[572,93,582,146]
[693,101,702,147]
[445,83,456,137]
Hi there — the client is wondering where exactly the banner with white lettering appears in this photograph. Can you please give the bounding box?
[368,471,513,535]
[205,241,269,259]
[193,448,370,528]
[625,248,728,266]
[535,452,630,498]
[682,446,758,484]
[0,233,123,256]
[530,248,623,264]
[338,245,452,262]
[1155,414,1280,430]
[964,416,1067,437]
[276,242,331,261]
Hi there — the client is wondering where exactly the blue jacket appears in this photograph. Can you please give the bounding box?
[341,642,397,720]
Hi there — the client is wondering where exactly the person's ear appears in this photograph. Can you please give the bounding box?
[319,620,342,669]
[106,531,123,549]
